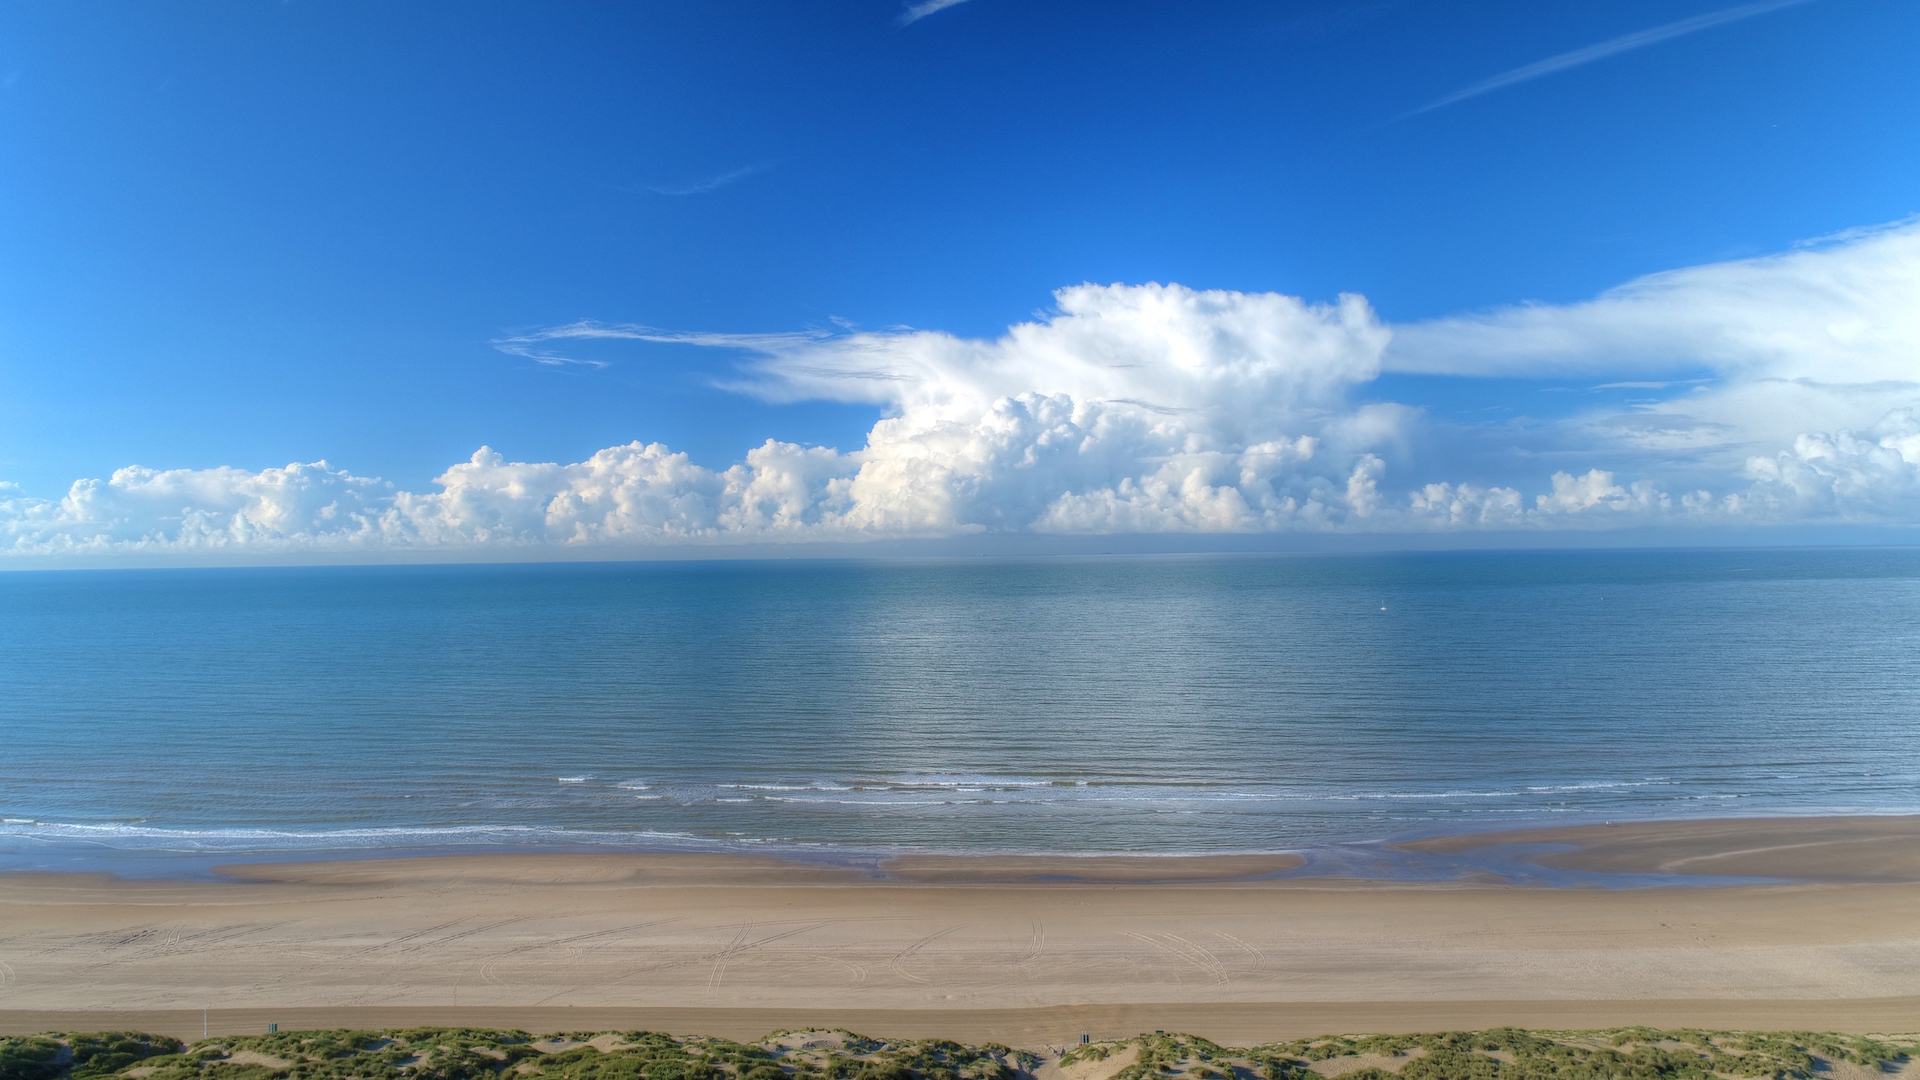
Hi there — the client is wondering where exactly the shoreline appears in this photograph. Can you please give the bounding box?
[10,811,1920,886]
[1,814,1917,1036]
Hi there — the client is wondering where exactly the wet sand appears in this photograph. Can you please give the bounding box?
[1394,814,1920,882]
[2,816,1917,1044]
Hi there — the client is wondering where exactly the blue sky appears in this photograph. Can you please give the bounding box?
[2,0,1918,558]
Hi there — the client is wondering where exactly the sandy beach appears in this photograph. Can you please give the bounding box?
[1394,814,1920,881]
[3,816,1918,1045]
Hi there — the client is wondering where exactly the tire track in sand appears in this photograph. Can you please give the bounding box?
[1120,931,1230,984]
[888,925,965,985]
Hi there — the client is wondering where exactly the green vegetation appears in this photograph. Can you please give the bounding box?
[0,1029,1032,1080]
[2,1027,1912,1080]
[1059,1028,1919,1080]
[0,1034,183,1080]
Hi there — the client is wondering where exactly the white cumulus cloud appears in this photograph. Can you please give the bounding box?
[0,461,393,554]
[6,225,1920,560]
[1740,408,1920,519]
[715,283,1402,534]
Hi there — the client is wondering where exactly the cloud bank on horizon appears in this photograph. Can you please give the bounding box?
[5,220,1919,558]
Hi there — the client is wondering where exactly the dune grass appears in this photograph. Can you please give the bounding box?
[1,1029,1029,1080]
[3,1026,1913,1080]
[1060,1028,1918,1080]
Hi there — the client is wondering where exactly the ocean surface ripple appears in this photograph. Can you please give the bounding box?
[3,549,1917,872]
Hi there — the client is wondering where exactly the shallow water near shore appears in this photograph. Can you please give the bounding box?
[3,548,1919,874]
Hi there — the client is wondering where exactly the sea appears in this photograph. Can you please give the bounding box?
[2,548,1918,878]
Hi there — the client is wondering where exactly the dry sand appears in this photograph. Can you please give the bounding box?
[3,816,1918,1045]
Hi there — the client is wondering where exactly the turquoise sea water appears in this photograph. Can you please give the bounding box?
[2,549,1918,875]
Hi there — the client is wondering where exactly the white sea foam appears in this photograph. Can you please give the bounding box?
[718,782,857,792]
[0,820,710,853]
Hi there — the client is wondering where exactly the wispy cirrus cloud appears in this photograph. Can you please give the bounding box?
[1406,0,1816,117]
[643,163,770,196]
[1385,217,1920,382]
[1592,379,1713,391]
[492,320,829,369]
[898,0,970,27]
